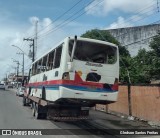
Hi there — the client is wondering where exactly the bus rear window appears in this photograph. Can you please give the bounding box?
[69,40,117,64]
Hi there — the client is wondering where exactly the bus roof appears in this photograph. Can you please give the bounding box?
[32,36,118,65]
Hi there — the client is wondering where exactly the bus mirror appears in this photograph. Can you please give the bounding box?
[67,62,73,72]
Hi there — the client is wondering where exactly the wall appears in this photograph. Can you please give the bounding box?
[107,24,160,56]
[96,85,160,122]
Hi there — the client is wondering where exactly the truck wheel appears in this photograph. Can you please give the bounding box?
[32,103,35,116]
[42,113,47,119]
[22,97,26,106]
[30,102,33,109]
[35,104,41,119]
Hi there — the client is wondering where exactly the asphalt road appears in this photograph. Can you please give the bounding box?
[0,89,113,138]
[0,88,158,138]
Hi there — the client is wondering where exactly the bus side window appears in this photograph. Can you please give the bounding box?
[54,45,62,68]
[32,63,37,75]
[33,63,37,75]
[31,65,34,75]
[47,50,55,71]
[41,55,48,72]
[37,59,42,74]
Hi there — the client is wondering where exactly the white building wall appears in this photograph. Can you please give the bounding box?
[107,24,160,56]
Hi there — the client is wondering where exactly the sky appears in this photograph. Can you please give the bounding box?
[0,0,160,80]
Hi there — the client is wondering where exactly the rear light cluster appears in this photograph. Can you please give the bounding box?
[112,78,119,91]
[62,72,70,80]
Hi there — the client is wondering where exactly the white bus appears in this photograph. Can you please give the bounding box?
[24,36,119,119]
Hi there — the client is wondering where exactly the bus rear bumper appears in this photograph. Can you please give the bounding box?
[59,86,118,102]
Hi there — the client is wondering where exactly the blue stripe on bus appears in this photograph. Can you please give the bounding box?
[32,84,117,93]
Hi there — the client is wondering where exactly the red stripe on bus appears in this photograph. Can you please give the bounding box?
[27,79,104,88]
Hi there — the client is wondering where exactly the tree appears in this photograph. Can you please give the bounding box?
[149,33,160,57]
[131,49,151,83]
[130,33,160,83]
[81,29,131,83]
[81,29,130,57]
[148,33,160,80]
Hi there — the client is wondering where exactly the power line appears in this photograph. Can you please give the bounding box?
[24,0,157,50]
[37,0,103,39]
[38,0,157,40]
[28,0,83,39]
[15,0,159,71]
[157,0,160,12]
[108,12,160,40]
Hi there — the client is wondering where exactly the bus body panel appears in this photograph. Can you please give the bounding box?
[26,37,119,105]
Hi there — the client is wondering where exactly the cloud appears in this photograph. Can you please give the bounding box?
[106,16,133,29]
[85,0,155,16]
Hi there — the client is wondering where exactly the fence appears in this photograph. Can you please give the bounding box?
[96,85,160,122]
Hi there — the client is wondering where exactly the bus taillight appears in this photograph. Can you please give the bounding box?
[112,78,119,91]
[62,72,70,80]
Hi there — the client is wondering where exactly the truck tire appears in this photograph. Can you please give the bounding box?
[22,97,26,106]
[42,87,46,100]
[35,104,41,119]
[32,103,35,117]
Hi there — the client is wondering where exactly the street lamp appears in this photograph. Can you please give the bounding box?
[11,45,25,82]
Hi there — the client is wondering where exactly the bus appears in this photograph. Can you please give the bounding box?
[23,36,119,120]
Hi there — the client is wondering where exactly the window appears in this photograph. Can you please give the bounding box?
[54,45,62,68]
[37,59,42,74]
[31,44,63,76]
[32,63,37,75]
[69,40,117,64]
[41,55,48,72]
[46,50,55,71]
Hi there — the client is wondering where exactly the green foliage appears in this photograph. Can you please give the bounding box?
[148,34,160,80]
[130,33,160,83]
[82,29,160,84]
[81,29,160,84]
[81,29,130,57]
[149,33,160,57]
[81,29,131,83]
[81,29,119,45]
[130,49,151,83]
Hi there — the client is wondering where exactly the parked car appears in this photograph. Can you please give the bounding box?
[8,84,13,88]
[0,84,6,90]
[16,87,25,96]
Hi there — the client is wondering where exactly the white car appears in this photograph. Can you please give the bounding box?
[0,84,6,90]
[16,87,25,96]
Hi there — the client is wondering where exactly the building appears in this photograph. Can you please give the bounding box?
[7,72,28,86]
[107,24,160,56]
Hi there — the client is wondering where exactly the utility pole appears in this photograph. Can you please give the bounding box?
[11,45,25,84]
[127,69,132,117]
[17,52,24,82]
[157,0,159,12]
[23,38,35,62]
[13,60,20,88]
[35,20,38,59]
[17,61,19,87]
